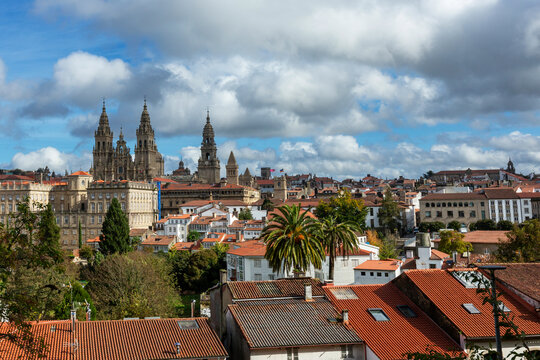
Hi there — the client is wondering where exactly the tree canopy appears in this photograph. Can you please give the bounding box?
[438,230,472,254]
[315,190,367,230]
[263,204,324,275]
[99,198,130,255]
[469,219,496,231]
[378,188,400,232]
[418,221,445,233]
[238,207,253,220]
[496,219,540,262]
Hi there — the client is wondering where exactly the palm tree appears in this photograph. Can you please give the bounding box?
[262,204,324,276]
[316,216,359,281]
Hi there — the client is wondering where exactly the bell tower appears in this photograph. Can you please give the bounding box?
[226,151,239,185]
[134,100,164,181]
[91,101,114,181]
[197,110,221,184]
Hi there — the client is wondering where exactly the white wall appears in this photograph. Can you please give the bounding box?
[250,345,365,360]
[354,269,399,284]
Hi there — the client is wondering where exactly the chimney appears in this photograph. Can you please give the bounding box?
[175,342,181,355]
[86,303,92,321]
[342,309,349,326]
[70,309,77,332]
[324,279,334,287]
[304,283,313,301]
[220,269,227,284]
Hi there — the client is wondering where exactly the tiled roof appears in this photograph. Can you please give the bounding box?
[479,263,540,304]
[0,318,227,360]
[517,192,540,199]
[421,193,486,200]
[483,188,519,199]
[152,177,178,183]
[430,249,449,260]
[180,199,248,207]
[173,242,196,251]
[141,235,176,246]
[129,228,151,237]
[354,260,401,271]
[227,240,266,257]
[227,278,324,299]
[228,298,362,349]
[69,171,91,176]
[325,284,463,359]
[463,231,508,244]
[402,270,540,338]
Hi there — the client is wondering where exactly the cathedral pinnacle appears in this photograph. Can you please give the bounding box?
[206,109,210,123]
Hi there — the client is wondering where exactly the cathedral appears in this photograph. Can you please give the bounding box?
[90,101,164,182]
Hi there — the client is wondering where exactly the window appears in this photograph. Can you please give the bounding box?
[436,211,442,218]
[462,303,481,314]
[377,272,382,277]
[458,211,465,217]
[384,272,389,277]
[368,308,390,321]
[341,345,354,358]
[287,348,299,360]
[370,272,374,276]
[429,264,437,269]
[425,211,431,218]
[447,211,453,217]
[396,305,417,318]
[254,259,261,268]
[361,271,366,276]
[268,274,275,280]
[470,210,476,218]
[426,203,430,208]
[254,274,262,281]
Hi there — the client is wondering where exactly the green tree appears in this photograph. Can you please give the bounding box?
[99,198,130,255]
[418,221,446,233]
[79,245,94,261]
[187,229,200,242]
[0,199,65,357]
[78,219,83,249]
[378,233,399,260]
[238,207,253,220]
[54,281,96,321]
[84,252,178,319]
[262,204,324,275]
[473,219,497,230]
[448,221,462,231]
[496,220,514,231]
[261,198,274,211]
[315,190,368,230]
[378,188,400,232]
[438,230,473,254]
[496,219,540,262]
[315,217,359,281]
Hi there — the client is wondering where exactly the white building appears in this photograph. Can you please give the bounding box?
[156,214,194,242]
[353,259,402,284]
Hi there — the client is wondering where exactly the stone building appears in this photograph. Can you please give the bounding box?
[90,101,164,182]
[226,151,239,185]
[197,111,221,184]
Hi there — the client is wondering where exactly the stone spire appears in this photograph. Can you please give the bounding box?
[197,110,220,184]
[227,151,237,165]
[138,98,153,134]
[226,151,239,185]
[96,99,112,136]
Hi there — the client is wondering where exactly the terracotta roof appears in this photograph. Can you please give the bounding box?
[483,188,519,199]
[430,249,450,260]
[86,236,100,243]
[152,177,178,183]
[227,278,324,300]
[228,298,362,349]
[256,179,274,185]
[141,235,176,246]
[129,228,150,237]
[164,183,248,191]
[354,260,401,271]
[462,231,508,244]
[69,171,91,176]
[0,318,227,360]
[325,284,463,359]
[517,192,540,199]
[402,270,540,338]
[479,263,540,305]
[180,199,248,207]
[227,240,266,256]
[434,169,500,176]
[173,242,196,251]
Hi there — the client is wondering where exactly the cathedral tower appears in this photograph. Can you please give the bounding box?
[197,110,221,184]
[91,101,115,181]
[114,128,135,180]
[226,151,239,185]
[134,100,164,181]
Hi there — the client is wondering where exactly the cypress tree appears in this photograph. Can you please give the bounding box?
[36,203,63,266]
[78,220,83,249]
[100,198,130,255]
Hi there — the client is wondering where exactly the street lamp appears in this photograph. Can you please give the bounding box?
[478,265,506,360]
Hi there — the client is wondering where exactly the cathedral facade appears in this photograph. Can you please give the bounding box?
[90,101,164,182]
[197,111,221,184]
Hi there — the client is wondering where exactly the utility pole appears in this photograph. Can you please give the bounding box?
[478,265,506,360]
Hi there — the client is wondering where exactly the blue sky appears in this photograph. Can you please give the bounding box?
[1,0,540,179]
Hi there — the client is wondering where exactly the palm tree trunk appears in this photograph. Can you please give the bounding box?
[329,246,335,281]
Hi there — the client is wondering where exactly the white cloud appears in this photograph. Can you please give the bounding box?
[10,147,92,173]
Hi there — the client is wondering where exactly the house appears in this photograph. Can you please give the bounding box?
[325,283,464,359]
[139,234,177,253]
[394,269,540,357]
[0,317,227,359]
[155,214,193,241]
[402,232,450,270]
[354,260,402,284]
[432,230,509,257]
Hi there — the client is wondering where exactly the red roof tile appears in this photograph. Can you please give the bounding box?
[227,278,324,300]
[478,263,540,305]
[325,283,463,360]
[354,260,401,271]
[403,270,540,338]
[0,318,227,360]
[227,240,266,256]
[69,171,91,176]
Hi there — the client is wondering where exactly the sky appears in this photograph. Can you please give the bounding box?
[1,0,540,180]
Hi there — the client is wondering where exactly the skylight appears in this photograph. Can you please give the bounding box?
[396,305,417,318]
[462,303,481,314]
[451,271,488,289]
[329,288,359,300]
[368,308,390,321]
[177,320,199,329]
[498,302,511,312]
[256,282,282,296]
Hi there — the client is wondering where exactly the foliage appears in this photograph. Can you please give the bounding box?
[168,244,228,294]
[378,188,401,232]
[366,229,381,247]
[0,199,65,357]
[447,221,462,231]
[418,221,446,233]
[423,170,435,179]
[99,198,131,255]
[79,245,94,261]
[496,219,540,262]
[315,216,359,281]
[438,230,473,255]
[238,207,253,220]
[261,198,274,211]
[496,220,514,231]
[263,204,324,274]
[177,294,200,317]
[54,281,96,321]
[78,220,82,249]
[83,251,178,320]
[187,230,201,242]
[404,346,466,360]
[471,219,497,231]
[378,233,399,260]
[314,190,368,230]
